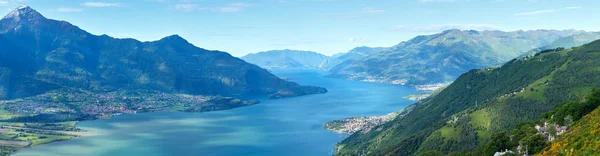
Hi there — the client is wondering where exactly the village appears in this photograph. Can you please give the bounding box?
[494,122,568,156]
[0,89,216,116]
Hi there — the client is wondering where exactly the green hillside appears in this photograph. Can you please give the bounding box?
[335,39,600,155]
[541,101,600,155]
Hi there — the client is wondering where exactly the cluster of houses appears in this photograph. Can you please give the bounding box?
[494,149,515,156]
[495,122,569,156]
[534,122,568,141]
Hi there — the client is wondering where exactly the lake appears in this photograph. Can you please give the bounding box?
[15,69,421,156]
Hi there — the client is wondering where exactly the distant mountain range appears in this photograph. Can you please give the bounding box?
[241,49,329,69]
[321,46,388,70]
[328,29,595,86]
[519,32,600,58]
[244,29,599,88]
[0,6,324,100]
[335,39,600,155]
[241,47,387,70]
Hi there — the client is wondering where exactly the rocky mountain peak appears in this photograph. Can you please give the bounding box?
[3,6,46,21]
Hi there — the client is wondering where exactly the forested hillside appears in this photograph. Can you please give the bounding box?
[0,6,320,100]
[335,39,600,155]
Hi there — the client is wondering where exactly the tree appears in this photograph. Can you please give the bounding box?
[418,150,444,156]
[521,134,546,154]
[564,115,574,126]
[548,125,557,138]
[484,132,511,155]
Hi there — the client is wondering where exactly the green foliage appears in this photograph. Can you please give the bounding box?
[0,146,16,156]
[543,89,600,125]
[521,134,546,154]
[483,132,511,156]
[509,122,537,146]
[337,40,600,156]
[418,150,444,156]
[541,104,600,155]
[564,115,574,126]
[1,113,95,123]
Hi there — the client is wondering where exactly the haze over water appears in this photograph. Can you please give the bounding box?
[15,69,420,156]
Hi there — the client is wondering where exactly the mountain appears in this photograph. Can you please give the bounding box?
[335,39,600,155]
[0,6,324,100]
[328,29,585,86]
[320,46,387,70]
[519,31,600,58]
[241,49,329,69]
[241,47,386,71]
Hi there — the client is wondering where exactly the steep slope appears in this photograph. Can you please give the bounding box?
[541,105,600,155]
[329,29,584,86]
[0,6,316,100]
[241,49,329,69]
[335,39,600,155]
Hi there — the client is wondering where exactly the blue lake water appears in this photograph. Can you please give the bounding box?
[15,69,420,156]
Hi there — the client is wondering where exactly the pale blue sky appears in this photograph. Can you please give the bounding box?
[0,0,598,56]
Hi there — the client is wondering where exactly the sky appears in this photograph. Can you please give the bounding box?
[0,0,598,56]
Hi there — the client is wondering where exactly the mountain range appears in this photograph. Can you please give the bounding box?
[0,6,325,100]
[241,49,329,69]
[243,29,599,88]
[328,29,592,86]
[241,47,387,70]
[335,39,600,155]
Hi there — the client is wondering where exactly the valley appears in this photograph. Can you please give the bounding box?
[12,69,419,156]
[0,1,599,156]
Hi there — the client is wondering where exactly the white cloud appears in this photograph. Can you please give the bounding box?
[174,4,199,12]
[55,7,84,12]
[565,6,582,10]
[209,2,251,13]
[361,7,385,14]
[83,2,122,7]
[173,2,252,13]
[392,24,501,32]
[418,0,455,2]
[514,9,555,16]
[348,37,368,43]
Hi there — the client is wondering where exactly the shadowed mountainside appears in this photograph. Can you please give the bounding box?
[0,6,326,100]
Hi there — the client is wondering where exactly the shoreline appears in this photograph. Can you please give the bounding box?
[323,105,416,134]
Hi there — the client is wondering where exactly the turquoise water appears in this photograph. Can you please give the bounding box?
[15,69,420,156]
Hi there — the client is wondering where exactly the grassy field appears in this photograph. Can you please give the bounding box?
[0,107,22,121]
[470,110,490,128]
[470,110,492,143]
[440,126,460,139]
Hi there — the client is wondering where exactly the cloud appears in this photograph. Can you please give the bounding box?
[83,2,122,7]
[514,9,555,16]
[327,7,386,20]
[361,7,385,14]
[55,7,84,12]
[173,2,252,13]
[348,37,369,44]
[418,0,456,2]
[209,2,251,13]
[174,4,199,12]
[0,1,8,6]
[565,6,582,10]
[391,24,501,32]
